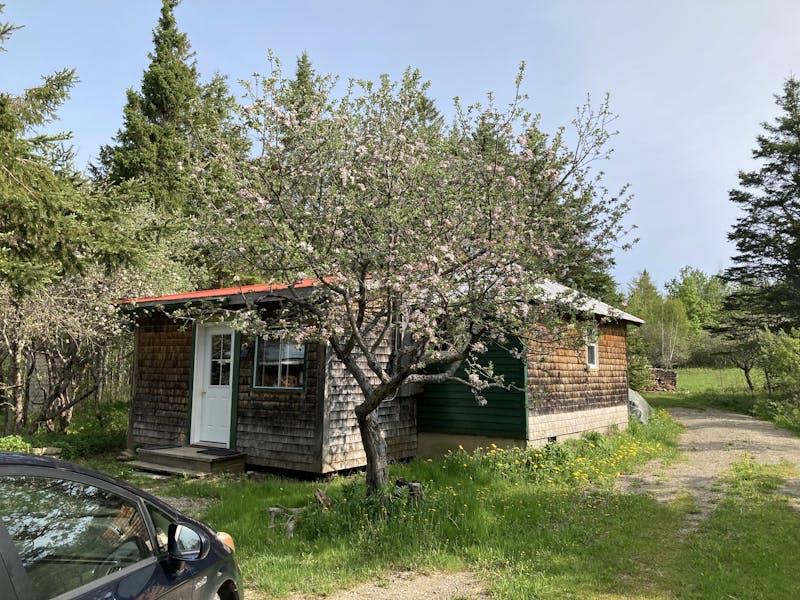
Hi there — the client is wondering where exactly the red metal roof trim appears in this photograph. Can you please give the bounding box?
[119,277,321,305]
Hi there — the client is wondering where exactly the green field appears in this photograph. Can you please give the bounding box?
[675,367,764,393]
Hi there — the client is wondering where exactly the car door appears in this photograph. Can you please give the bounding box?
[0,466,193,600]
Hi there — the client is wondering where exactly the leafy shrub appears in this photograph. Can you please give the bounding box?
[27,401,129,459]
[0,435,32,453]
[759,329,800,398]
[752,397,800,435]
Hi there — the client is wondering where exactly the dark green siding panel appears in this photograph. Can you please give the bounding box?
[419,344,527,438]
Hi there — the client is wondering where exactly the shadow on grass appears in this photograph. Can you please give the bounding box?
[644,390,763,414]
[673,462,800,600]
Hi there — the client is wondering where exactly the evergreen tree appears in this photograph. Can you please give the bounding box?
[95,0,198,213]
[94,0,247,286]
[0,6,128,432]
[0,6,127,297]
[95,0,245,219]
[725,77,800,329]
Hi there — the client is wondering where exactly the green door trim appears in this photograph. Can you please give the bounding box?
[185,324,198,446]
[229,330,241,449]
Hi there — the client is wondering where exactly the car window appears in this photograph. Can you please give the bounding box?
[0,475,153,600]
[146,503,172,554]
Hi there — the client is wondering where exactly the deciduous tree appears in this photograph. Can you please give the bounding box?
[626,271,691,369]
[203,63,632,492]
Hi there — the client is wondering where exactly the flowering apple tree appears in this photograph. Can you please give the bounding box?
[201,61,632,492]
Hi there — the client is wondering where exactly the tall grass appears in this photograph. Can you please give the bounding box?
[185,410,682,597]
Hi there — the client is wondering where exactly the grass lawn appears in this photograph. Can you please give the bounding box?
[674,367,764,393]
[72,367,800,599]
[79,407,800,599]
[645,367,767,415]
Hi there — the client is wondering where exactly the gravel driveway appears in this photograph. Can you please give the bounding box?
[617,407,800,531]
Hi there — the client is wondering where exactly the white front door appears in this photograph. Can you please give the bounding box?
[191,325,234,447]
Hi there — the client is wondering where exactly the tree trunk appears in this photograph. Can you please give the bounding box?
[743,366,754,392]
[9,338,27,434]
[356,407,389,493]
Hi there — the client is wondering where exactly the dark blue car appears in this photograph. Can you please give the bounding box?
[0,452,240,600]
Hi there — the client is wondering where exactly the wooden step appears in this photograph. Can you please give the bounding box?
[128,460,208,478]
[134,446,246,475]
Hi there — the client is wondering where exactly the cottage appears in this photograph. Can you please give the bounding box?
[122,281,642,475]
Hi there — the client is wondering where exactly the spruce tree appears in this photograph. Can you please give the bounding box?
[95,0,247,286]
[725,77,800,329]
[0,6,86,296]
[95,0,245,219]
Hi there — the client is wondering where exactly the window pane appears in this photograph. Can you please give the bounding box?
[220,361,231,386]
[146,504,172,555]
[257,362,280,387]
[587,343,598,367]
[283,343,305,360]
[284,361,305,388]
[255,339,305,388]
[210,361,221,385]
[0,476,151,600]
[259,339,280,364]
[220,334,232,359]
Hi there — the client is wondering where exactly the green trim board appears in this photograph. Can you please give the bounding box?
[229,331,241,449]
[522,348,530,439]
[185,324,198,445]
[418,343,527,439]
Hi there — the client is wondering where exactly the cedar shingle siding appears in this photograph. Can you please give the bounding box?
[235,340,324,472]
[321,340,417,472]
[527,323,628,415]
[130,314,192,447]
[129,313,631,472]
[130,314,417,473]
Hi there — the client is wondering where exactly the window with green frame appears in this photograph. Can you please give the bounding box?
[253,338,306,389]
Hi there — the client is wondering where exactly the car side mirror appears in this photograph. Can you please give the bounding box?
[167,522,210,567]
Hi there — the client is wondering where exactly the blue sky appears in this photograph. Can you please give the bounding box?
[3,1,800,291]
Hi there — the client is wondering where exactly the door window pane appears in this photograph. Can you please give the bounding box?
[0,475,152,600]
[209,333,233,386]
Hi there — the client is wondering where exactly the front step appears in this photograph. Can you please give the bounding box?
[128,460,208,478]
[134,446,246,476]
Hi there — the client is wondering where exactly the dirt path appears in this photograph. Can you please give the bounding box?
[617,407,800,530]
[249,407,800,599]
